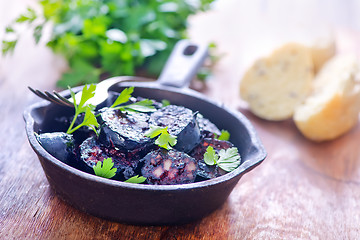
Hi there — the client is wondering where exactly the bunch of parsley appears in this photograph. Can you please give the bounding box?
[3,0,215,88]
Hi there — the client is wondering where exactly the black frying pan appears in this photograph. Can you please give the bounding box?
[24,40,266,225]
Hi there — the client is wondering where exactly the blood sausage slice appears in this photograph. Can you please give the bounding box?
[80,136,147,180]
[98,108,153,151]
[37,132,75,165]
[190,138,234,180]
[141,149,197,185]
[149,105,201,153]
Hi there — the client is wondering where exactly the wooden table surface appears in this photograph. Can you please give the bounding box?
[1,0,360,239]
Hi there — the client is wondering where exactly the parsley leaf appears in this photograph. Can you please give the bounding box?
[110,87,156,113]
[66,84,99,135]
[15,7,37,23]
[120,99,156,113]
[125,175,147,184]
[216,130,230,141]
[145,126,177,150]
[2,40,17,55]
[217,148,241,172]
[77,84,96,110]
[110,87,134,108]
[33,24,44,44]
[204,146,218,165]
[68,107,99,134]
[93,157,117,179]
[5,26,14,33]
[203,146,241,172]
[161,99,170,107]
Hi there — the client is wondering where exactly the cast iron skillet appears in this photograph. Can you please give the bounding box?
[24,40,267,225]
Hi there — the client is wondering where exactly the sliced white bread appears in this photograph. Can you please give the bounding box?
[240,43,314,120]
[294,54,360,141]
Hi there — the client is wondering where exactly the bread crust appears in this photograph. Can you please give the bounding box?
[240,43,314,120]
[294,55,360,141]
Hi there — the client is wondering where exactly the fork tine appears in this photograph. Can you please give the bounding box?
[36,90,52,102]
[28,86,53,102]
[28,86,45,99]
[44,91,65,105]
[44,91,72,107]
[28,86,73,107]
[52,91,74,106]
[28,86,38,96]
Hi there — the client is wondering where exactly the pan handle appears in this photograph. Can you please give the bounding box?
[157,40,208,88]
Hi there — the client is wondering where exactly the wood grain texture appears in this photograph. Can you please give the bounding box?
[1,0,360,239]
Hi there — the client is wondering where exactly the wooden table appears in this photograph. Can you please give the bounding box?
[1,1,360,239]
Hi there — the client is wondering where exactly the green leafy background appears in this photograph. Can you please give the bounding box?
[3,0,215,88]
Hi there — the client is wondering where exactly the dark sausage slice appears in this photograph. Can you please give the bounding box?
[98,108,153,151]
[141,149,197,185]
[196,114,221,138]
[149,105,201,153]
[36,132,75,165]
[79,136,145,180]
[190,138,233,180]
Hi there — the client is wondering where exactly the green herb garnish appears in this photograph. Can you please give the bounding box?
[110,87,134,108]
[16,7,37,23]
[3,1,215,88]
[145,126,177,150]
[204,146,218,165]
[215,130,230,141]
[110,87,156,113]
[125,175,147,184]
[67,84,99,135]
[93,157,117,179]
[119,99,156,113]
[93,158,146,183]
[161,99,170,107]
[203,146,241,172]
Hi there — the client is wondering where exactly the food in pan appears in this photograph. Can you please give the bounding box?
[36,132,75,165]
[35,85,241,184]
[190,137,234,180]
[141,149,198,185]
[148,105,201,153]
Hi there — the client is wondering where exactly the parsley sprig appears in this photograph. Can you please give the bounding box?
[125,175,147,184]
[145,126,177,150]
[215,130,230,141]
[66,86,157,136]
[93,158,146,183]
[110,87,156,113]
[93,157,117,179]
[110,87,133,108]
[161,99,170,107]
[67,84,99,135]
[204,146,241,172]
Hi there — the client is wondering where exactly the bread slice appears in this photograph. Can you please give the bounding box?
[240,43,314,120]
[293,55,360,141]
[310,37,336,73]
